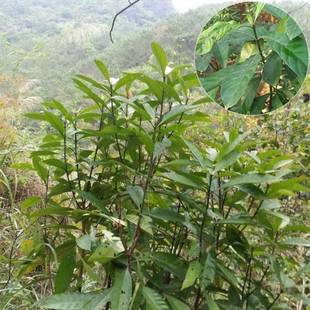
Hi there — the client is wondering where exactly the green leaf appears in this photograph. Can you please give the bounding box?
[200,247,216,290]
[199,66,233,92]
[81,258,103,285]
[21,196,42,210]
[111,268,132,310]
[32,156,48,183]
[34,291,111,309]
[142,287,169,310]
[55,248,76,294]
[88,246,119,264]
[153,252,187,279]
[148,209,185,223]
[223,173,278,188]
[254,3,265,22]
[205,293,220,310]
[151,42,167,76]
[196,21,239,55]
[159,105,196,125]
[221,54,261,109]
[129,281,143,310]
[262,51,282,86]
[212,37,229,68]
[74,190,109,213]
[44,110,65,136]
[264,34,308,78]
[239,41,260,63]
[183,138,212,169]
[83,289,112,310]
[95,59,110,82]
[126,214,153,235]
[282,238,310,247]
[214,150,241,172]
[161,172,202,188]
[127,185,144,207]
[165,295,190,310]
[235,184,267,200]
[76,235,92,251]
[181,260,201,290]
[154,137,171,158]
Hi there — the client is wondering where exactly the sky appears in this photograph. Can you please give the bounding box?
[172,0,301,12]
[171,0,233,12]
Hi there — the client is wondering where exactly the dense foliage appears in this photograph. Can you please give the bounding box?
[0,1,310,309]
[0,43,309,309]
[195,2,308,114]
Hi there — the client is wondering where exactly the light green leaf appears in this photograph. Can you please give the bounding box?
[76,235,92,251]
[83,289,112,310]
[154,137,171,158]
[181,260,201,290]
[254,3,265,22]
[159,105,196,125]
[81,258,104,285]
[55,249,76,294]
[183,138,212,169]
[21,196,42,210]
[111,268,132,310]
[127,185,144,207]
[88,246,119,264]
[32,156,48,183]
[44,110,65,135]
[282,238,310,247]
[151,42,167,76]
[142,287,169,310]
[239,41,260,63]
[95,59,110,82]
[214,150,241,172]
[196,21,239,55]
[34,291,111,309]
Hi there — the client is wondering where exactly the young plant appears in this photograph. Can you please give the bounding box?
[7,43,310,310]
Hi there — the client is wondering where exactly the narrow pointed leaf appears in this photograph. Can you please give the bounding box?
[181,260,201,290]
[111,268,132,310]
[142,287,169,310]
[95,59,110,82]
[151,42,167,76]
[55,249,76,294]
[165,295,190,310]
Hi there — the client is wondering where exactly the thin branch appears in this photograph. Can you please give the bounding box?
[109,0,141,43]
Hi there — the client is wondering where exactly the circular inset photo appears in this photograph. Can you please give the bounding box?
[195,2,309,115]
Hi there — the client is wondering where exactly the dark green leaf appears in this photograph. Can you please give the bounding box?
[55,249,76,294]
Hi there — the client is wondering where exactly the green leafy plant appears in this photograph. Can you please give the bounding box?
[4,43,310,310]
[195,2,308,114]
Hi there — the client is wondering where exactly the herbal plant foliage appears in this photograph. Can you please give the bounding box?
[6,43,310,309]
[195,2,308,114]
